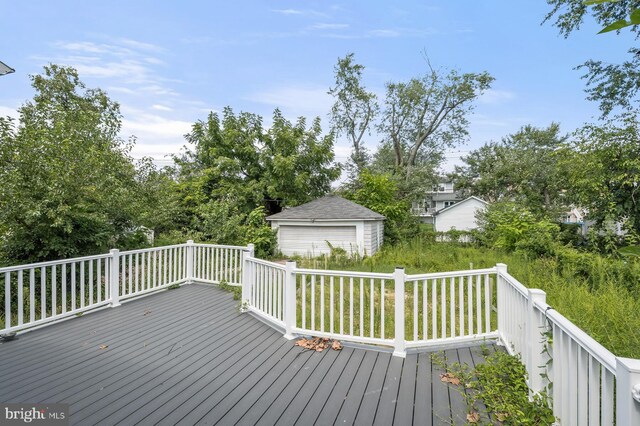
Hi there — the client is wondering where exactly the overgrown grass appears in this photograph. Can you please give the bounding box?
[297,238,640,358]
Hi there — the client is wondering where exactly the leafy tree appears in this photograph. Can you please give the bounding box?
[455,124,569,217]
[378,64,493,171]
[545,0,640,116]
[564,114,640,238]
[175,107,341,217]
[328,53,378,175]
[0,65,144,263]
[476,202,560,256]
[344,170,414,244]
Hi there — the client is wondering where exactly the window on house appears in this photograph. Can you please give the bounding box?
[443,201,456,208]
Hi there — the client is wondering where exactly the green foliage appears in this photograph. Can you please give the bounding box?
[566,115,640,237]
[432,349,555,425]
[545,0,640,116]
[175,107,340,217]
[0,65,147,263]
[344,170,416,244]
[454,123,569,217]
[328,53,377,174]
[378,66,494,172]
[477,202,560,256]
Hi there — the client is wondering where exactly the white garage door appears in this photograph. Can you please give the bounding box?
[278,225,357,256]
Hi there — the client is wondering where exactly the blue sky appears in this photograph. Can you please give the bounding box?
[1,1,632,170]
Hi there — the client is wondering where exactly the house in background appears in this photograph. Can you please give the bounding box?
[412,181,464,224]
[433,196,489,234]
[266,196,385,257]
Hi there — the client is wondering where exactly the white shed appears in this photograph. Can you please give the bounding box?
[434,196,488,232]
[266,196,385,257]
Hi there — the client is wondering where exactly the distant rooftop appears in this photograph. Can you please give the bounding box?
[266,195,385,221]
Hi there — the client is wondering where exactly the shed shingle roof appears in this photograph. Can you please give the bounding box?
[266,195,385,221]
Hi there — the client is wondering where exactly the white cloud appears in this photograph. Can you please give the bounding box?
[271,8,328,18]
[310,23,349,30]
[151,104,173,112]
[0,105,18,119]
[247,85,333,119]
[479,89,516,104]
[367,29,401,38]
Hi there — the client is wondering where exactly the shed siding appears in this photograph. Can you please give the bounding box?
[277,225,358,256]
[434,198,487,232]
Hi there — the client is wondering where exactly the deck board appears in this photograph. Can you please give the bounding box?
[0,283,498,425]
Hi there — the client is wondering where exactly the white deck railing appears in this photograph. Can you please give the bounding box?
[1,242,639,424]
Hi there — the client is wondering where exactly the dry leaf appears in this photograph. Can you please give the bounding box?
[440,372,460,385]
[332,340,342,351]
[143,309,152,316]
[99,344,108,350]
[295,337,341,352]
[467,411,480,423]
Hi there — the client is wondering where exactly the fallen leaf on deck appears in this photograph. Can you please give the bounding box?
[143,309,152,316]
[295,337,341,352]
[440,372,460,385]
[99,344,108,350]
[467,411,480,423]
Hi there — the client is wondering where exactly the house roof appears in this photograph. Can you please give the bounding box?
[266,195,385,221]
[434,196,488,215]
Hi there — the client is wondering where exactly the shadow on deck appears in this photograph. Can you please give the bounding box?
[0,284,498,425]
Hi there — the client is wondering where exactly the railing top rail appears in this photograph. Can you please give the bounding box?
[119,243,187,255]
[247,257,286,270]
[294,267,394,280]
[0,253,112,273]
[406,267,497,281]
[535,299,617,374]
[193,243,248,250]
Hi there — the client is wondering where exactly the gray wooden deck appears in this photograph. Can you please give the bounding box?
[0,284,496,425]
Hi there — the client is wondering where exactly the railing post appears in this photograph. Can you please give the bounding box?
[283,261,297,340]
[393,267,406,358]
[616,357,640,424]
[109,249,120,307]
[495,263,507,343]
[247,243,255,258]
[241,248,253,310]
[186,240,194,284]
[527,288,547,396]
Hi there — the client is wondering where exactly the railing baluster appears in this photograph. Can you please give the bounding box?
[431,278,437,339]
[380,279,385,339]
[450,276,455,337]
[71,263,76,311]
[459,276,464,336]
[51,265,57,316]
[321,275,325,333]
[359,277,363,337]
[340,277,344,335]
[41,266,47,316]
[89,260,94,305]
[413,280,418,341]
[440,277,446,338]
[17,270,23,325]
[311,275,315,331]
[61,264,67,313]
[349,277,354,336]
[329,276,334,334]
[302,274,306,329]
[29,269,35,322]
[467,275,472,335]
[476,274,482,334]
[4,272,10,328]
[422,279,427,340]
